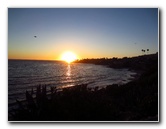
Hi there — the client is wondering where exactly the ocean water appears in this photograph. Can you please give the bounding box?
[8,60,136,107]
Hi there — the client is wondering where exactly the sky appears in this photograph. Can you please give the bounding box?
[8,8,158,60]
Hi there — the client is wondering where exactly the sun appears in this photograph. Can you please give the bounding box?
[61,51,78,63]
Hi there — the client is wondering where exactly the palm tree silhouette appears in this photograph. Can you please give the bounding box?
[141,49,146,55]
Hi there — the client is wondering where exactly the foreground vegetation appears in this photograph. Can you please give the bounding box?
[9,54,158,121]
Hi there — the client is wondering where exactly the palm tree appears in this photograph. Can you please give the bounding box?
[142,49,144,55]
[141,49,146,55]
[147,49,149,54]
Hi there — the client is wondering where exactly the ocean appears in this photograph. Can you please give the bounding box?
[8,60,136,109]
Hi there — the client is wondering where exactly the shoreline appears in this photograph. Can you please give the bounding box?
[9,64,158,121]
[8,53,158,121]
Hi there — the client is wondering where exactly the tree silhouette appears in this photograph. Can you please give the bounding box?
[147,49,149,54]
[142,49,144,55]
[141,49,146,55]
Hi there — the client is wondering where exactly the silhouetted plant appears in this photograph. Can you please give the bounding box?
[142,49,146,55]
[147,49,149,54]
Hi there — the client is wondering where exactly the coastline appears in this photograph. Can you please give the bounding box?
[8,53,158,121]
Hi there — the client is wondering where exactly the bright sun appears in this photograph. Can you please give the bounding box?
[61,51,77,63]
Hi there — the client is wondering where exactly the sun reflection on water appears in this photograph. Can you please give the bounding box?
[61,64,75,88]
[66,64,71,78]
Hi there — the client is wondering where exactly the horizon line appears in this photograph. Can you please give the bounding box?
[8,52,158,61]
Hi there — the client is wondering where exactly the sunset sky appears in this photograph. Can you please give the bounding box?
[8,8,158,60]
